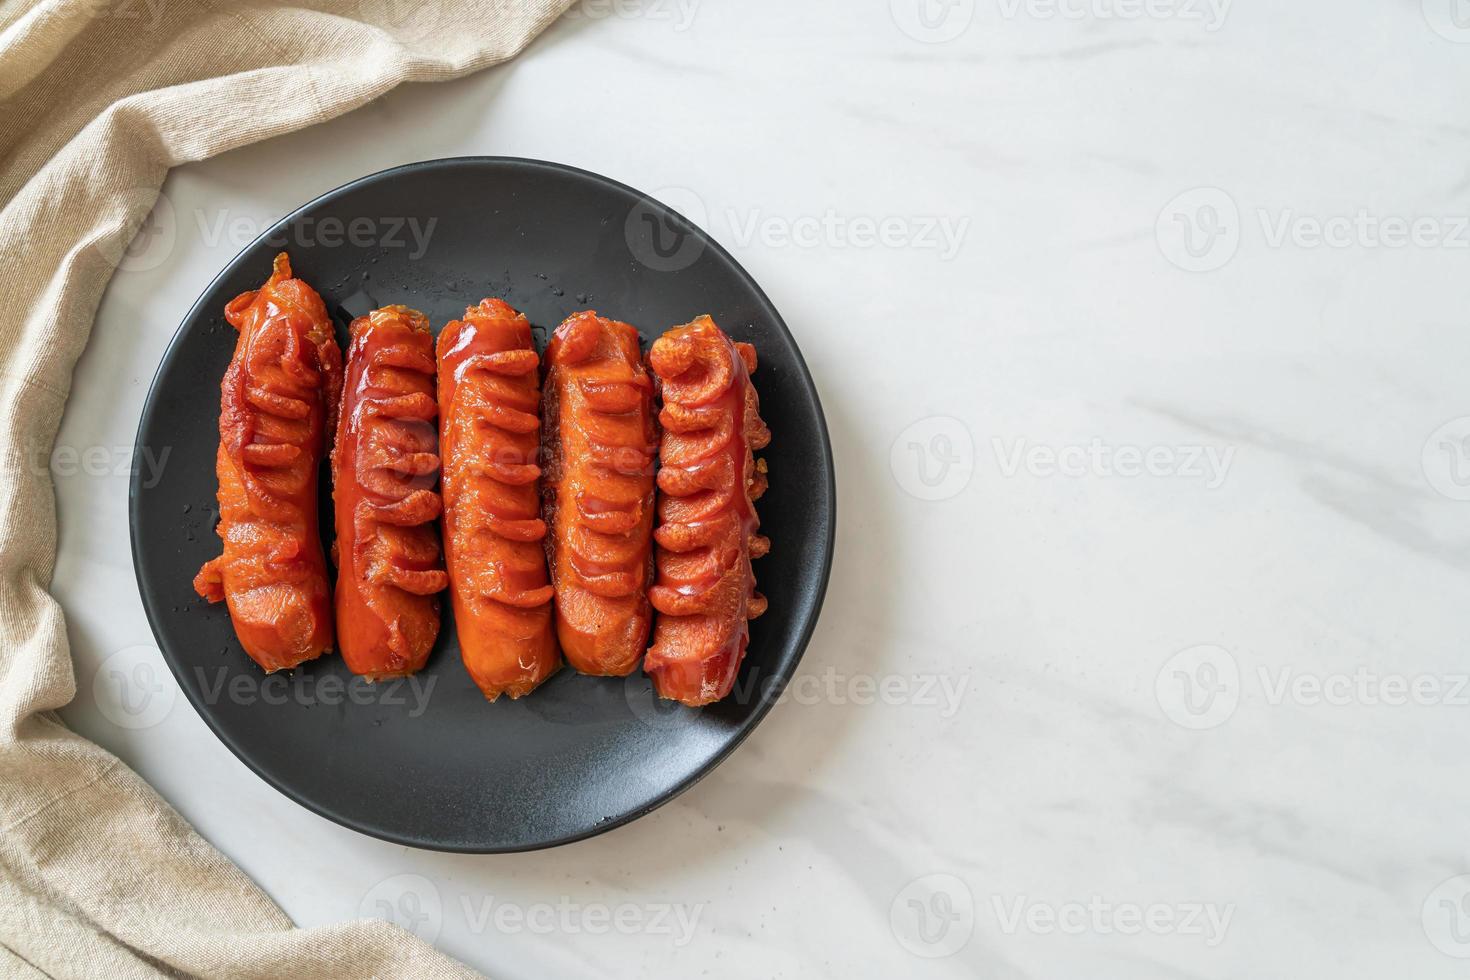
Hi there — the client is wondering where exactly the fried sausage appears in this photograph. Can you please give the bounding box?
[438,299,559,700]
[332,306,448,680]
[644,316,770,706]
[541,311,657,676]
[193,253,342,672]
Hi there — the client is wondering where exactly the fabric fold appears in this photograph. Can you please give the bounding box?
[0,1,573,976]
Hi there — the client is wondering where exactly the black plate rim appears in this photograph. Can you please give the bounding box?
[127,156,837,853]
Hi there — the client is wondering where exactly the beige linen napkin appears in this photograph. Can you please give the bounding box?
[0,1,573,976]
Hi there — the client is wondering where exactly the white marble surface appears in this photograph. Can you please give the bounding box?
[52,1,1470,976]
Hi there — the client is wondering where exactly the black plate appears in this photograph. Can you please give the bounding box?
[129,158,835,852]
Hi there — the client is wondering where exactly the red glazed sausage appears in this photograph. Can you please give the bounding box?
[332,306,448,680]
[438,299,560,700]
[193,253,341,672]
[644,316,770,705]
[541,311,657,677]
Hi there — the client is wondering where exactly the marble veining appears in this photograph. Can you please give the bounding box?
[53,1,1470,976]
